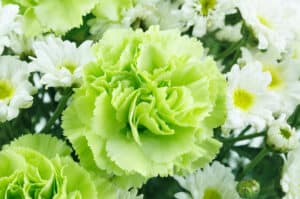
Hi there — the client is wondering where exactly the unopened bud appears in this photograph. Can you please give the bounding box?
[237,179,260,199]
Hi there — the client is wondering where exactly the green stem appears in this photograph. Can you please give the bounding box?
[237,147,269,180]
[291,106,300,127]
[41,88,73,133]
[216,37,246,60]
[222,49,241,73]
[222,132,265,143]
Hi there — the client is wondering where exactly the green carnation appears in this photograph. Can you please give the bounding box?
[3,0,98,35]
[63,27,227,186]
[0,134,141,199]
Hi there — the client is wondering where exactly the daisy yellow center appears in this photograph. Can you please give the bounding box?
[202,188,222,199]
[59,61,77,74]
[280,128,291,139]
[199,0,216,16]
[233,88,255,111]
[0,80,14,100]
[258,16,272,28]
[263,66,283,89]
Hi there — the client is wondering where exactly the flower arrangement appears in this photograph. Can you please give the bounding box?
[0,0,300,198]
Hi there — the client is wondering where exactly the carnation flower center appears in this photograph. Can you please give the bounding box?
[59,61,77,73]
[233,88,255,111]
[263,66,283,89]
[199,0,216,16]
[202,188,222,199]
[0,80,14,100]
[280,128,291,139]
[258,16,272,28]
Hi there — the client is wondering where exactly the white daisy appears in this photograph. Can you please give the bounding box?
[123,0,184,31]
[174,162,240,199]
[237,0,296,52]
[239,48,300,116]
[0,56,36,122]
[281,146,300,199]
[89,0,184,39]
[31,36,95,88]
[122,0,159,28]
[180,0,238,37]
[0,3,19,54]
[267,114,298,153]
[223,62,279,133]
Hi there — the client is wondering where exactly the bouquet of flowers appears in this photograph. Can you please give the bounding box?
[0,0,300,198]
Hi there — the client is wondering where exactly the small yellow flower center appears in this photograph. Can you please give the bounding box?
[280,128,291,139]
[202,188,222,199]
[199,0,216,16]
[0,80,14,100]
[233,88,255,111]
[258,16,272,28]
[59,61,77,74]
[263,66,283,89]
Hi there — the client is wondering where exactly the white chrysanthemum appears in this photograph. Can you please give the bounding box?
[123,0,184,30]
[267,114,298,153]
[237,0,296,52]
[174,162,240,199]
[223,62,279,133]
[0,56,35,122]
[180,0,238,37]
[122,0,158,28]
[31,36,95,87]
[281,146,300,199]
[0,3,19,54]
[239,48,300,116]
[89,0,184,39]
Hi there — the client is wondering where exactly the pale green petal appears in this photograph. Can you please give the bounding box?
[106,136,151,176]
[23,8,44,37]
[92,0,133,21]
[3,0,98,35]
[34,0,98,34]
[139,128,195,163]
[7,134,72,158]
[0,150,26,177]
[0,134,124,198]
[52,157,98,199]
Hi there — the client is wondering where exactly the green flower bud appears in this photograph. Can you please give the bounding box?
[237,179,260,199]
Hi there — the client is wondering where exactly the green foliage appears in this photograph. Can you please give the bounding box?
[140,177,183,199]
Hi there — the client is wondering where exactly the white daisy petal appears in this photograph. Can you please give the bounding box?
[175,162,240,199]
[180,0,238,37]
[31,36,95,88]
[281,146,300,198]
[0,3,19,54]
[223,59,279,133]
[238,0,298,53]
[239,48,300,116]
[0,56,36,122]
